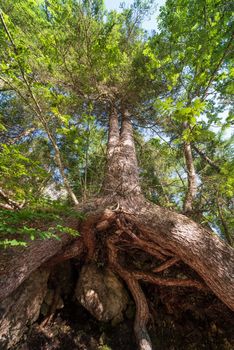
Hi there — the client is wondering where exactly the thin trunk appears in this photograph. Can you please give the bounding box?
[216,196,232,246]
[0,11,79,206]
[52,141,79,205]
[183,140,197,214]
[183,123,197,214]
[23,88,79,205]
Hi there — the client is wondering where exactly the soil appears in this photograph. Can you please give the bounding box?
[13,301,135,350]
[11,261,234,350]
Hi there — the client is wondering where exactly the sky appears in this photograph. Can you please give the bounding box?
[105,0,166,31]
[105,1,232,139]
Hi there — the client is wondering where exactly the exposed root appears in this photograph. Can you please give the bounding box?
[1,205,232,350]
[96,209,116,231]
[104,217,210,349]
[130,235,169,261]
[82,219,97,261]
[83,209,116,261]
[125,276,153,350]
[133,271,208,291]
[107,235,153,350]
[153,257,180,273]
[111,218,207,291]
[116,215,172,260]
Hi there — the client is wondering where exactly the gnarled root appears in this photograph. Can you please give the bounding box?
[126,277,153,350]
[105,214,209,350]
[107,235,153,350]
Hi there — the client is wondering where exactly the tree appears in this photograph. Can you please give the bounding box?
[135,0,234,240]
[0,1,233,350]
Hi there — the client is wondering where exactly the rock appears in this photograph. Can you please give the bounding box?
[0,268,49,349]
[75,264,128,322]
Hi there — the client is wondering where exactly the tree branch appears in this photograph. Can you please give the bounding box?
[192,144,221,172]
[0,187,25,210]
[0,11,79,205]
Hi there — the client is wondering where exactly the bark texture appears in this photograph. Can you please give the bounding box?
[130,201,234,310]
[103,106,141,199]
[0,268,49,349]
[0,215,83,302]
[0,105,233,350]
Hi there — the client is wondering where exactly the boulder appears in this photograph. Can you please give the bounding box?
[75,264,128,322]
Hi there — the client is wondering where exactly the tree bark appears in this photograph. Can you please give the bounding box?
[0,226,83,302]
[103,110,233,311]
[103,105,141,202]
[0,104,233,350]
[128,201,234,311]
[119,107,141,196]
[103,105,120,195]
[0,268,49,349]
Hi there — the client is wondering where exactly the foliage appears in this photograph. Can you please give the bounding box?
[0,0,233,245]
[0,202,82,247]
[0,143,48,199]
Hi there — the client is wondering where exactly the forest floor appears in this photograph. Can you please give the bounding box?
[11,260,234,350]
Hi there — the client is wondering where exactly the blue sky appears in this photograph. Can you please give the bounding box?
[105,0,166,31]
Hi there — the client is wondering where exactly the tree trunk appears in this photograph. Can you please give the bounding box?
[103,105,141,198]
[183,138,197,214]
[0,104,233,350]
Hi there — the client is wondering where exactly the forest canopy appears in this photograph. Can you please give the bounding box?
[0,0,233,244]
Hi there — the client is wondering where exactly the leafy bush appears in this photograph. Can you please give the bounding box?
[0,204,83,248]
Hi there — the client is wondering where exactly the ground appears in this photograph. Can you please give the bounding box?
[11,259,234,350]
